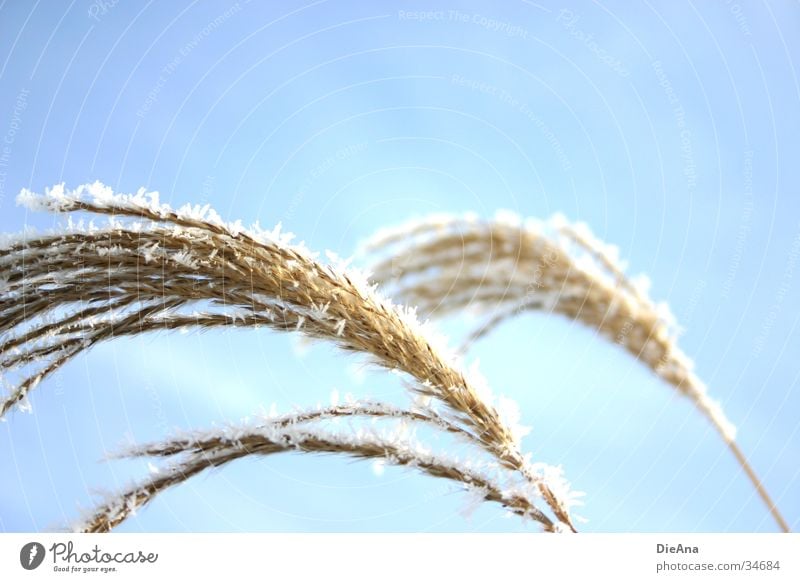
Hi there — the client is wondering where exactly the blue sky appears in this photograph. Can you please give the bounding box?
[0,0,798,532]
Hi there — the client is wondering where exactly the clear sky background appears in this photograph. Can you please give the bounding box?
[0,0,798,533]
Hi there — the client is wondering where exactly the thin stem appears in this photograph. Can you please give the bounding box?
[727,440,790,532]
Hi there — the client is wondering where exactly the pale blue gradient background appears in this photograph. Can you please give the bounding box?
[0,1,798,532]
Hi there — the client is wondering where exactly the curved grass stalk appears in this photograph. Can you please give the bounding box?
[2,183,576,531]
[124,400,484,458]
[362,212,790,533]
[76,418,556,533]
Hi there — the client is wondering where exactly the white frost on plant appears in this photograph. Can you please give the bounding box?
[530,462,585,512]
[371,459,385,477]
[290,336,313,358]
[459,484,490,519]
[495,395,531,445]
[84,408,556,533]
[346,362,366,385]
[170,250,199,270]
[334,319,346,337]
[15,182,315,258]
[464,358,494,408]
[494,208,522,228]
[17,397,33,414]
[693,386,737,443]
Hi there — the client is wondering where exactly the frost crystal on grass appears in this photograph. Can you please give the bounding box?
[371,459,386,477]
[334,319,346,336]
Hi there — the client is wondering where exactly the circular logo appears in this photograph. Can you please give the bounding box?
[20,542,46,570]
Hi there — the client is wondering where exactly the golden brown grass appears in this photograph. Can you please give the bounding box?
[3,185,787,532]
[1,183,576,533]
[362,211,789,532]
[77,408,553,532]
